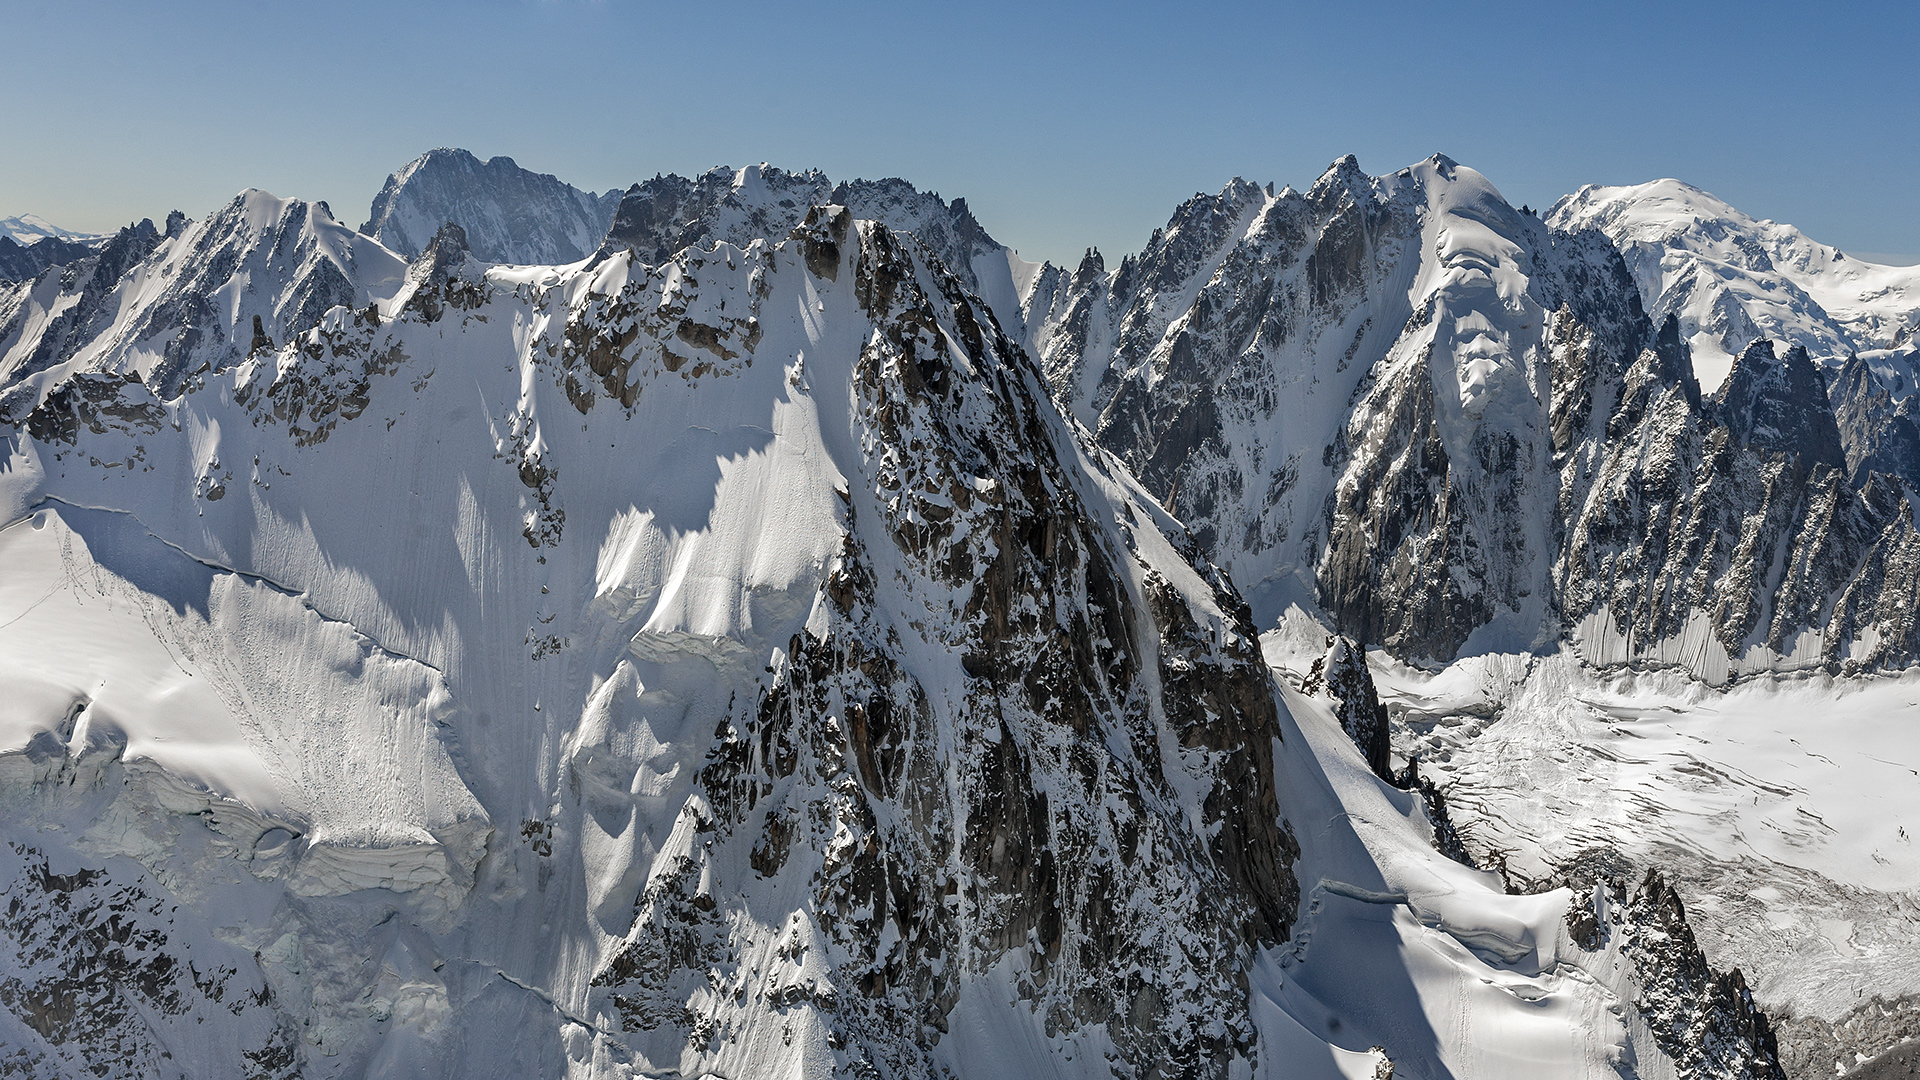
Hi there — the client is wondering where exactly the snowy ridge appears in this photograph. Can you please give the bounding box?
[0,191,405,408]
[1260,635,1785,1080]
[602,162,1032,341]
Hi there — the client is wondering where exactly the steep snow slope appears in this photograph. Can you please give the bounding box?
[1548,180,1920,391]
[363,148,622,266]
[0,209,1309,1078]
[1262,633,1786,1080]
[0,192,405,404]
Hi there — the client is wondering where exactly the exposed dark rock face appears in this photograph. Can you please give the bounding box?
[598,164,1025,335]
[0,233,99,283]
[585,209,1298,1078]
[1775,995,1920,1080]
[1031,154,1920,676]
[2,202,1300,1078]
[1560,865,1788,1080]
[363,147,623,265]
[1623,871,1789,1080]
[0,840,297,1080]
[1302,635,1390,779]
[1830,349,1920,491]
[1843,1039,1920,1080]
[1715,340,1847,471]
[1560,324,1920,673]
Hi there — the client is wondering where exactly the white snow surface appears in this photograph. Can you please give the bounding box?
[1550,179,1920,391]
[1376,647,1920,1022]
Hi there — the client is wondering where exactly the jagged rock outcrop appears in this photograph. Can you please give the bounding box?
[1034,155,1640,662]
[1030,154,1920,677]
[1562,332,1920,676]
[1560,867,1788,1080]
[1775,994,1920,1080]
[1302,635,1390,780]
[1829,348,1920,490]
[363,148,623,265]
[0,840,298,1080]
[0,216,170,403]
[600,163,1033,339]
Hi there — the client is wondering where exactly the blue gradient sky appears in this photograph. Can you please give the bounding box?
[4,0,1915,265]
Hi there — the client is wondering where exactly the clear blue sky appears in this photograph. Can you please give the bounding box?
[5,0,1916,266]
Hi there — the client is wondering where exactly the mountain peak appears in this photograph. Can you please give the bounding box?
[1714,338,1848,471]
[1308,154,1372,207]
[362,147,620,264]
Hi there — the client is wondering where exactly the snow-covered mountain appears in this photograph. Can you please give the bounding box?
[0,169,1790,1077]
[7,147,1910,1079]
[0,214,106,246]
[0,204,1304,1078]
[1030,155,1920,679]
[1023,157,1920,1067]
[1031,155,1645,658]
[362,148,623,266]
[1548,181,1920,495]
[1548,181,1920,389]
[0,193,405,405]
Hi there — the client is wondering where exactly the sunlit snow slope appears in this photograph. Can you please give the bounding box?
[0,204,1326,1080]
